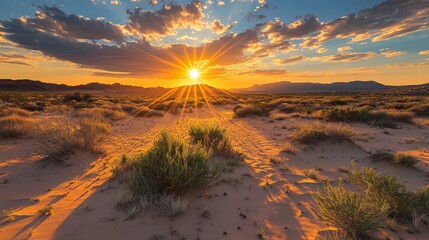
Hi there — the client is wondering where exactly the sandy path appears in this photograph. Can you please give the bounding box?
[1,106,428,240]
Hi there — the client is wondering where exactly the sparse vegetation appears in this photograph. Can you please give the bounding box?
[0,115,36,138]
[318,107,414,128]
[312,183,388,239]
[36,117,110,163]
[371,152,418,167]
[127,130,219,195]
[233,104,270,118]
[134,106,163,117]
[293,122,354,144]
[349,164,429,221]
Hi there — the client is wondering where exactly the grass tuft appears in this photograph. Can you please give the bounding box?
[293,122,354,144]
[0,115,35,138]
[312,183,388,239]
[128,130,219,195]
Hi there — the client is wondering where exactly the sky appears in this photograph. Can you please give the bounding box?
[0,0,429,88]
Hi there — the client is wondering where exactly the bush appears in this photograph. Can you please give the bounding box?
[371,152,418,167]
[0,107,32,117]
[127,131,219,195]
[312,184,388,239]
[0,115,35,138]
[349,164,429,221]
[392,153,418,167]
[293,122,354,144]
[319,107,413,128]
[233,104,269,118]
[188,124,235,155]
[77,108,126,121]
[134,106,163,117]
[36,118,110,163]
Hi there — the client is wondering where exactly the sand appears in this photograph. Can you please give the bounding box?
[1,105,428,240]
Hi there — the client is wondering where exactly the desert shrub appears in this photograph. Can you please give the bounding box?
[278,103,298,113]
[127,131,219,195]
[0,107,32,117]
[349,164,429,221]
[62,92,93,103]
[233,104,270,118]
[409,103,429,116]
[293,122,354,144]
[312,184,388,239]
[327,99,349,105]
[188,124,235,155]
[371,152,418,167]
[0,115,35,138]
[77,108,126,121]
[375,110,413,123]
[392,153,418,167]
[36,118,110,163]
[121,104,137,113]
[319,107,413,128]
[134,106,163,117]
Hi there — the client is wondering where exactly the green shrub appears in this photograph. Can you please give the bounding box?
[371,152,418,167]
[233,104,269,118]
[349,164,429,221]
[392,153,418,167]
[188,124,235,155]
[312,184,388,239]
[128,131,219,195]
[318,107,412,128]
[293,122,354,144]
[0,115,35,138]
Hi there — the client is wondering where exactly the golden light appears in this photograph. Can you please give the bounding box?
[189,69,200,80]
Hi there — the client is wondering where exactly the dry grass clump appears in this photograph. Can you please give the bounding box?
[318,107,414,128]
[233,104,270,118]
[127,131,219,195]
[349,164,429,222]
[77,107,126,121]
[281,142,297,154]
[0,115,36,138]
[134,106,163,117]
[371,152,418,167]
[36,118,110,163]
[293,122,354,144]
[0,107,32,117]
[312,184,388,240]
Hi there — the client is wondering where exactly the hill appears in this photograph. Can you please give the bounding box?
[231,80,429,94]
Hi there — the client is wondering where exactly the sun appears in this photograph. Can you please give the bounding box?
[189,69,200,81]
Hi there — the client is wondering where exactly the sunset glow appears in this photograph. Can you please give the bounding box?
[0,0,428,88]
[189,69,200,81]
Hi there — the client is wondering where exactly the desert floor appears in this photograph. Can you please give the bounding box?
[1,105,428,240]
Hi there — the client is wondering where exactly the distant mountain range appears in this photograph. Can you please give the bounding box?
[230,81,429,94]
[1,79,428,95]
[0,79,229,96]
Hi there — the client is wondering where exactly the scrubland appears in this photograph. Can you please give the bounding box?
[0,91,428,240]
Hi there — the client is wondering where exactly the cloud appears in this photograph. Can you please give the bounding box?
[277,55,307,64]
[126,0,205,37]
[317,48,327,53]
[211,19,234,34]
[337,46,352,52]
[239,69,287,75]
[419,49,429,55]
[262,15,321,41]
[302,0,429,48]
[380,50,405,57]
[0,5,126,42]
[314,52,378,62]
